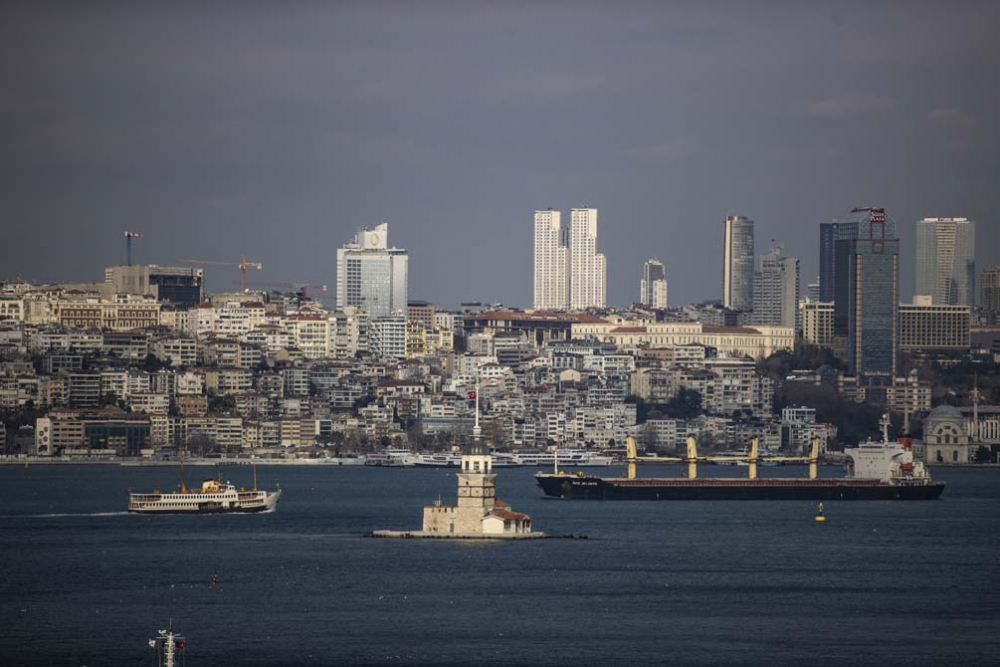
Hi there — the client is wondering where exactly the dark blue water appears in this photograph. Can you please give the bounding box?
[1,464,998,666]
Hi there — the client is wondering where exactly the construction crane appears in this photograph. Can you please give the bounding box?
[624,435,820,480]
[124,231,143,266]
[178,255,263,292]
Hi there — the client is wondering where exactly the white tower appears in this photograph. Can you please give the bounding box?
[533,209,569,310]
[569,208,606,309]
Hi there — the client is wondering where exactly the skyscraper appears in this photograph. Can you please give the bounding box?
[532,209,569,310]
[818,222,839,303]
[569,208,607,309]
[640,258,668,309]
[335,222,408,318]
[752,247,800,329]
[723,215,754,311]
[981,266,1000,315]
[915,217,976,306]
[833,207,899,378]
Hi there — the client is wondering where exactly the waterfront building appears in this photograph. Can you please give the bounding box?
[335,223,408,318]
[833,207,899,378]
[640,258,668,309]
[819,222,839,303]
[752,247,800,329]
[569,208,607,309]
[723,215,754,312]
[915,218,975,306]
[533,209,569,310]
[898,296,970,353]
[923,405,972,464]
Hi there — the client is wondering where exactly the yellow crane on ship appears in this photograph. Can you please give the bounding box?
[623,436,820,480]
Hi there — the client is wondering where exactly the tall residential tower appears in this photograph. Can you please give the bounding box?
[532,210,569,310]
[640,258,668,309]
[752,247,800,330]
[915,217,975,306]
[723,215,754,312]
[569,208,607,309]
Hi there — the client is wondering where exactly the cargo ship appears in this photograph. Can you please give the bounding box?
[536,415,944,501]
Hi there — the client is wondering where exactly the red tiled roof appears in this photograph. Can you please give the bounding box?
[468,311,606,324]
[490,509,528,521]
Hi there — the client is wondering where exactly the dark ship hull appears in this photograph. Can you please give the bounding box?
[536,474,946,500]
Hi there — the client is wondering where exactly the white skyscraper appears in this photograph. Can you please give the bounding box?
[532,209,569,310]
[335,222,408,318]
[640,258,668,309]
[569,208,606,309]
[915,217,976,306]
[752,246,800,330]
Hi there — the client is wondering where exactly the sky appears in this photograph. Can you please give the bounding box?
[1,1,998,308]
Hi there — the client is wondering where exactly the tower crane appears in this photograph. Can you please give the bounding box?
[177,255,263,292]
[124,231,143,266]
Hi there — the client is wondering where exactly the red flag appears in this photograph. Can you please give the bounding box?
[467,391,476,399]
[176,641,185,649]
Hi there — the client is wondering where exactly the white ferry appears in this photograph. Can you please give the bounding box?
[411,452,462,467]
[128,477,281,514]
[364,447,416,467]
[511,449,616,467]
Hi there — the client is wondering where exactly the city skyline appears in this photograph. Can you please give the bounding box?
[1,4,996,308]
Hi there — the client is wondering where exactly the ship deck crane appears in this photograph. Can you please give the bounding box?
[178,255,263,292]
[624,436,820,480]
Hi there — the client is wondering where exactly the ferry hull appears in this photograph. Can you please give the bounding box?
[536,475,946,500]
[128,490,281,514]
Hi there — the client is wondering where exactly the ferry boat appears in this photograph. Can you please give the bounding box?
[537,415,945,501]
[128,458,281,514]
[512,449,616,467]
[364,447,416,467]
[412,452,462,467]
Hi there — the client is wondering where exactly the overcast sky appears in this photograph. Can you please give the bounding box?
[2,1,997,308]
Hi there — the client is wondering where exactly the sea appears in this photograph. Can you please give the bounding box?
[1,463,998,667]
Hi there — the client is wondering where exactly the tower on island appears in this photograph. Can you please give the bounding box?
[420,378,532,536]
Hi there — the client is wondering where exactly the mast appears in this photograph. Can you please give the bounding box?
[179,447,187,493]
[253,458,258,492]
[972,371,980,443]
[880,413,890,445]
[472,373,481,443]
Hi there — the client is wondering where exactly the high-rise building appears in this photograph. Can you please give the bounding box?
[806,278,820,303]
[335,223,408,318]
[723,215,754,312]
[532,210,569,310]
[898,296,970,353]
[569,208,607,309]
[981,266,1000,315]
[640,258,668,309]
[818,222,839,303]
[833,207,899,378]
[915,217,975,306]
[752,247,800,330]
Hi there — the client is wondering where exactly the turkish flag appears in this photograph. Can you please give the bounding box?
[176,641,185,649]
[467,391,476,399]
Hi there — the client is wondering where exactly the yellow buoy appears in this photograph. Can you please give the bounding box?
[815,502,826,523]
